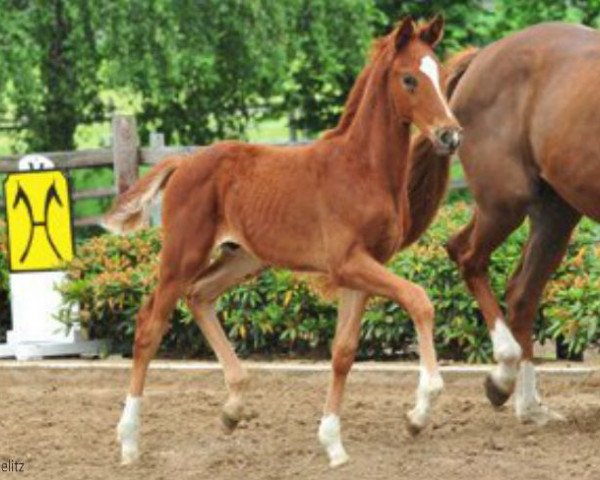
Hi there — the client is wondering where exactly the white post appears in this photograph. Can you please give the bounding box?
[0,155,103,360]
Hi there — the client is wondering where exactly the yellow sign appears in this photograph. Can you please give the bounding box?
[4,170,74,272]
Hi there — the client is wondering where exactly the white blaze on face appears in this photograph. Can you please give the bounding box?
[419,55,453,118]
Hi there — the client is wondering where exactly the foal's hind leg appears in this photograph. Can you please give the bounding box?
[117,269,188,464]
[506,192,580,424]
[117,268,182,464]
[186,246,265,432]
[447,206,525,406]
[319,289,367,467]
[117,221,216,464]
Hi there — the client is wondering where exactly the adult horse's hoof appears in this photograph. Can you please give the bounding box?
[517,403,566,426]
[484,374,511,407]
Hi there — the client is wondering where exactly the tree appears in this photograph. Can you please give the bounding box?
[101,0,290,145]
[374,0,495,54]
[0,0,104,151]
[280,0,380,136]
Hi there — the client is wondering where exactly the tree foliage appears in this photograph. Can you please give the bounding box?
[0,0,104,151]
[279,0,380,135]
[1,0,600,150]
[100,0,290,144]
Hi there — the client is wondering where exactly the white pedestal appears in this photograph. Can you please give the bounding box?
[0,271,103,360]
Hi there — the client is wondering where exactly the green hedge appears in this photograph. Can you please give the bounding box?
[55,202,600,362]
[0,222,10,343]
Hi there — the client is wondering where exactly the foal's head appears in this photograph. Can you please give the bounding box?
[388,15,462,154]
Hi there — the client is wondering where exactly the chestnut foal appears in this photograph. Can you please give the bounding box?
[105,16,461,467]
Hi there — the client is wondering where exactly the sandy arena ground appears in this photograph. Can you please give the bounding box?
[1,365,599,480]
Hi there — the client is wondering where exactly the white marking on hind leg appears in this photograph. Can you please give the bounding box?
[406,365,444,432]
[117,395,141,465]
[490,319,521,392]
[515,361,565,425]
[318,414,349,468]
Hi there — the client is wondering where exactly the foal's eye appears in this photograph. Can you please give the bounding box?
[402,74,418,92]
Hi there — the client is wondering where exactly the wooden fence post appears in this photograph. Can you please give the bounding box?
[149,131,165,226]
[112,114,139,194]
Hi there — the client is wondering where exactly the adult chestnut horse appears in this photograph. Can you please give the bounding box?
[104,16,461,467]
[418,23,600,424]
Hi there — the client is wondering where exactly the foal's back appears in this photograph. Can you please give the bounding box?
[451,22,600,220]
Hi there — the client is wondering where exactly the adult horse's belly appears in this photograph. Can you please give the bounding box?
[530,63,600,223]
[539,153,600,222]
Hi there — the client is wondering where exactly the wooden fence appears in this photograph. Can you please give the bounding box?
[0,114,467,228]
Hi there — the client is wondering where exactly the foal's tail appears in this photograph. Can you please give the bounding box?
[103,156,183,234]
[400,47,479,249]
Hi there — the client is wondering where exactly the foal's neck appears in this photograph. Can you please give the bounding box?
[343,64,411,195]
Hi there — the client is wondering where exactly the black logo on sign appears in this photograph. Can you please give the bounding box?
[13,181,64,263]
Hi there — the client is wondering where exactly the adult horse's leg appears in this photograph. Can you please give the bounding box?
[319,289,367,467]
[505,190,580,424]
[337,250,443,434]
[186,246,265,431]
[447,206,525,406]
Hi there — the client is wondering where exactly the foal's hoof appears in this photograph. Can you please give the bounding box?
[117,422,140,465]
[120,446,140,466]
[404,411,424,437]
[221,412,241,433]
[221,398,244,434]
[328,450,350,468]
[484,375,511,408]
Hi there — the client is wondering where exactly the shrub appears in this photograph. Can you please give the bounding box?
[0,221,10,343]
[56,202,600,362]
[542,221,600,357]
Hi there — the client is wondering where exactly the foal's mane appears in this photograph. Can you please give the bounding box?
[322,37,393,140]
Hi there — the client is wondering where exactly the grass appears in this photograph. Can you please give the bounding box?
[246,117,291,143]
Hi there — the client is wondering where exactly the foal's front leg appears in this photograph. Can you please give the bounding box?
[319,289,367,467]
[337,250,444,434]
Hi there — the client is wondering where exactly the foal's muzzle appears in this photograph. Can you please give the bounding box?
[434,126,463,154]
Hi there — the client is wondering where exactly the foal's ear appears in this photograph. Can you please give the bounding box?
[395,16,415,51]
[419,13,445,48]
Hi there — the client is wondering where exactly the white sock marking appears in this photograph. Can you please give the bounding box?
[419,55,454,118]
[515,360,540,417]
[515,361,566,424]
[407,365,444,429]
[490,319,521,392]
[117,395,141,464]
[491,319,521,363]
[318,414,349,468]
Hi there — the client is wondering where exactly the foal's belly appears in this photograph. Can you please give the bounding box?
[220,175,328,272]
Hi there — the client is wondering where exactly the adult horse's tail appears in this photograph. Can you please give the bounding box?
[400,48,479,249]
[103,156,183,234]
